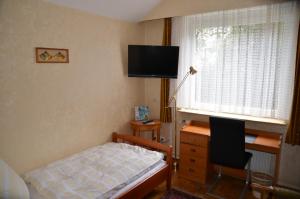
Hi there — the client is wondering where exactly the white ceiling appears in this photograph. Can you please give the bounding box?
[45,0,162,22]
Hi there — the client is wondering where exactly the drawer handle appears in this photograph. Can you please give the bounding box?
[188,168,195,173]
[190,158,196,163]
[190,148,196,152]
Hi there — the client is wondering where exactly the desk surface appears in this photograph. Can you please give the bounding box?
[181,122,282,154]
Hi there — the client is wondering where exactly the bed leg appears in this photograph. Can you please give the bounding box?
[166,146,172,191]
[166,164,172,190]
[167,176,171,190]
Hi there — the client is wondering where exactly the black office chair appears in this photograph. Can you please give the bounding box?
[207,116,252,199]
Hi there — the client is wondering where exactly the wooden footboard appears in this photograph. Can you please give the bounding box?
[112,132,173,199]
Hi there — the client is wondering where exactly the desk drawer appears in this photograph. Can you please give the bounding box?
[180,156,207,170]
[179,166,206,184]
[180,143,207,158]
[181,132,208,147]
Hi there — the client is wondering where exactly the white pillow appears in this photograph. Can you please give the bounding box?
[0,159,30,199]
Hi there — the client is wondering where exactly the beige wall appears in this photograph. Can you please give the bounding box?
[0,0,145,174]
[143,0,290,21]
[143,19,300,189]
[143,19,164,119]
[142,19,173,142]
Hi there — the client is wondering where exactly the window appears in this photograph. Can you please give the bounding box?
[172,1,299,120]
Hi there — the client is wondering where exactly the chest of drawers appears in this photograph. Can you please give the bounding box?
[179,129,210,184]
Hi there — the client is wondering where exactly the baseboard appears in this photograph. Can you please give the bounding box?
[277,182,300,192]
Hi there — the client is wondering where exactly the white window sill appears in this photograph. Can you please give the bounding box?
[178,108,287,126]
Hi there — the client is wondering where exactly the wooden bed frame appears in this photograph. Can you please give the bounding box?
[112,132,173,199]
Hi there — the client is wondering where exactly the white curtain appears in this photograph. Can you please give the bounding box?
[172,1,299,120]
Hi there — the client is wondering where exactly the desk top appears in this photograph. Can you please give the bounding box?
[181,121,281,154]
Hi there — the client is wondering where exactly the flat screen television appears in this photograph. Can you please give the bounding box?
[128,45,179,78]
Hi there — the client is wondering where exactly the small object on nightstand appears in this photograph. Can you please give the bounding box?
[142,120,154,124]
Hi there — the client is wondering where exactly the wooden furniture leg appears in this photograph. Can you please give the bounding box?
[152,130,155,140]
[133,129,136,137]
[274,152,280,185]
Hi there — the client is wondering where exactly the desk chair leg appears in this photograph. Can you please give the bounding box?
[207,159,252,199]
[207,167,225,199]
[246,157,252,185]
[240,158,252,199]
[207,167,222,193]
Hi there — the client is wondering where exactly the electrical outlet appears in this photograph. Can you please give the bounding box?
[160,137,167,143]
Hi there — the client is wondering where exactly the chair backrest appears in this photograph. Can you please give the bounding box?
[209,116,246,169]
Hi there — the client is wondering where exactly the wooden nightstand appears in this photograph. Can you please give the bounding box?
[130,120,161,142]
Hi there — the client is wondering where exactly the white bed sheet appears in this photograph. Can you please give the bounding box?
[27,161,166,199]
[24,142,164,199]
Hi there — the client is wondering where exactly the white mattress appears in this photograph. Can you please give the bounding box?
[27,161,166,199]
[24,142,166,198]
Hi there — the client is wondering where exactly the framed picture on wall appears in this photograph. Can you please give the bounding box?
[35,47,69,63]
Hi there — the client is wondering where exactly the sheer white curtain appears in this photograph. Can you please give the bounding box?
[172,1,299,120]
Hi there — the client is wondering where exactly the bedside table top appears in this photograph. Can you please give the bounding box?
[130,119,161,126]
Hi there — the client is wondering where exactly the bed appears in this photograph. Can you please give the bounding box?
[110,132,172,199]
[0,132,172,199]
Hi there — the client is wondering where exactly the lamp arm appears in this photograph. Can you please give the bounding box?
[168,71,191,105]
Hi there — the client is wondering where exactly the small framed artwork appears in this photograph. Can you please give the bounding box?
[135,106,150,121]
[35,47,69,63]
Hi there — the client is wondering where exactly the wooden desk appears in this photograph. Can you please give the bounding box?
[179,121,282,185]
[130,120,161,142]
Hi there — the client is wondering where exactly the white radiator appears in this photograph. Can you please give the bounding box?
[246,149,276,176]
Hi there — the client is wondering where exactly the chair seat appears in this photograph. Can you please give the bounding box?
[244,152,253,166]
[213,151,252,169]
[234,151,253,169]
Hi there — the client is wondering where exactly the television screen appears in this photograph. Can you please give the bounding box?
[128,45,179,78]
